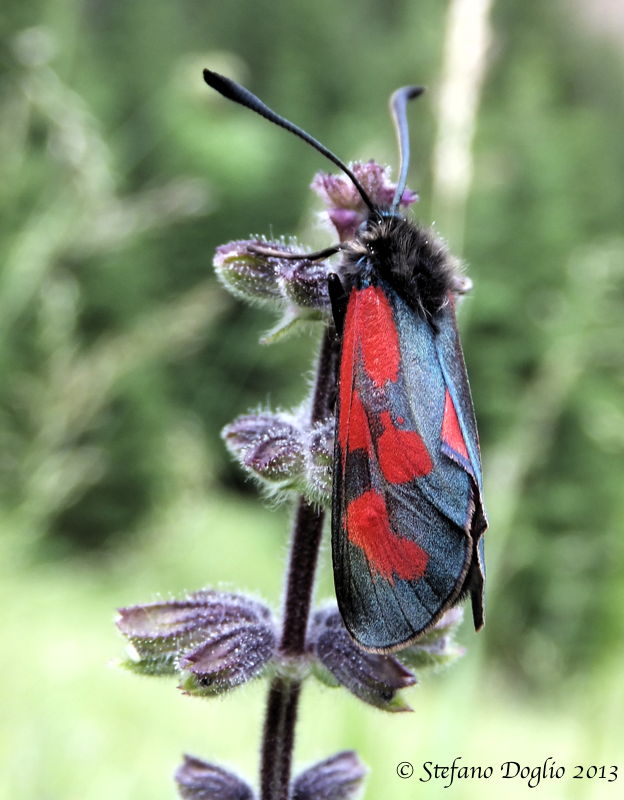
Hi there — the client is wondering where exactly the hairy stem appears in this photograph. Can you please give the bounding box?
[259,327,338,800]
[260,679,301,800]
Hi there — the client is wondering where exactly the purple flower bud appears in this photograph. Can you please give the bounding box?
[293,751,367,800]
[180,620,277,696]
[214,239,332,316]
[175,754,254,800]
[278,259,331,310]
[399,607,466,671]
[311,161,418,240]
[308,607,416,711]
[116,591,275,682]
[326,209,361,242]
[213,240,283,302]
[223,412,306,485]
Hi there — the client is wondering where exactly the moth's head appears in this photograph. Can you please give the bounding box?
[355,207,407,248]
[356,206,398,234]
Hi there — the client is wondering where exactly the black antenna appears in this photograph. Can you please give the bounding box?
[203,69,376,214]
[389,85,425,212]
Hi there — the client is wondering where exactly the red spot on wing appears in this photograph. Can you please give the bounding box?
[346,390,370,452]
[377,411,432,482]
[346,489,429,581]
[357,287,400,387]
[442,390,469,459]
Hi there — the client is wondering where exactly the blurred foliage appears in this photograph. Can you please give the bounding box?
[1,0,623,753]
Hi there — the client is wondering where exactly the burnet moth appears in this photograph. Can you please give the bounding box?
[203,70,487,653]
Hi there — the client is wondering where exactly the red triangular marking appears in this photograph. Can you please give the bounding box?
[442,390,469,459]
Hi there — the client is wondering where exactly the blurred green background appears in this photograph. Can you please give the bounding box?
[1,0,623,798]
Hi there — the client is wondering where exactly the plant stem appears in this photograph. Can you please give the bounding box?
[260,679,301,800]
[259,327,338,800]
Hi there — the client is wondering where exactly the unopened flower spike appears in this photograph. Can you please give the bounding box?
[214,238,333,342]
[278,257,331,310]
[312,160,418,240]
[222,411,307,490]
[223,409,335,504]
[175,755,254,800]
[213,239,284,303]
[292,751,367,800]
[179,620,277,697]
[308,606,416,712]
[116,591,277,694]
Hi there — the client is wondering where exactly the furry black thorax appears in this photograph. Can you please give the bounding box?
[341,213,462,321]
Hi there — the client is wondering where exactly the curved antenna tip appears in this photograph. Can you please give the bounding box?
[390,85,426,210]
[203,69,237,100]
[202,68,219,86]
[390,85,426,106]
